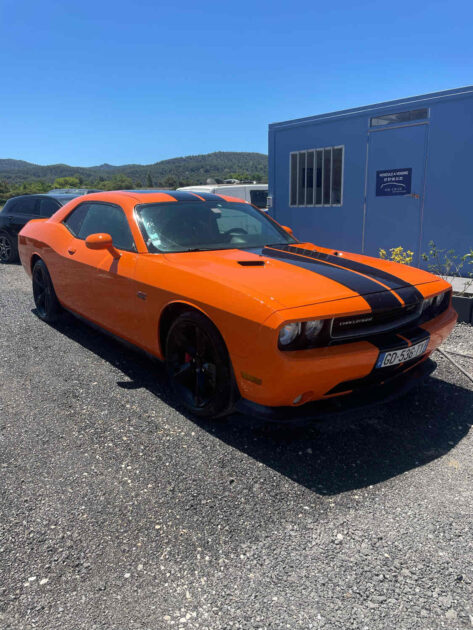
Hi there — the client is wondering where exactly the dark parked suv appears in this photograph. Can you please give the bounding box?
[0,193,78,263]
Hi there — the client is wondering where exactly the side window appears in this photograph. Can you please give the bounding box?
[38,198,60,218]
[64,203,136,252]
[63,204,89,237]
[11,197,39,215]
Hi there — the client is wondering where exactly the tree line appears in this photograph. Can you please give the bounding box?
[0,170,266,204]
[0,151,268,202]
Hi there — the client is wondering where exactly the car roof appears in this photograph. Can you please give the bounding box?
[5,193,77,202]
[81,190,251,204]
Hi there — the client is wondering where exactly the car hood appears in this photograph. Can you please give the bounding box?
[163,244,443,311]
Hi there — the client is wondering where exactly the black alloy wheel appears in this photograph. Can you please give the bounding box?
[0,232,18,263]
[165,311,235,418]
[32,260,61,322]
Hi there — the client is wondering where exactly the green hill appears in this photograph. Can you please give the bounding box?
[0,152,268,187]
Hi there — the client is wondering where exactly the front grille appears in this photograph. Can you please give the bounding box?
[331,302,422,339]
[330,289,451,341]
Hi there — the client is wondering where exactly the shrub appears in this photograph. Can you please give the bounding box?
[379,242,473,295]
[379,246,414,265]
[421,241,473,279]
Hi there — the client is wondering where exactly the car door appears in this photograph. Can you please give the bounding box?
[55,201,140,341]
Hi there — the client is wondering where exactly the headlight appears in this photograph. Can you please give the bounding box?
[278,322,301,346]
[305,319,324,340]
[422,297,434,312]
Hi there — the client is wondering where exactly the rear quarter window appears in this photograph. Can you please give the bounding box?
[63,204,89,236]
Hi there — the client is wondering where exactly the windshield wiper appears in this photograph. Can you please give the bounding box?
[182,247,215,252]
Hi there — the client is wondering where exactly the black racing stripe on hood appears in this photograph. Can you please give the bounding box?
[260,247,402,311]
[277,245,424,305]
[393,285,424,306]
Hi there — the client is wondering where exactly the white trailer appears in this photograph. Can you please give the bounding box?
[177,184,268,209]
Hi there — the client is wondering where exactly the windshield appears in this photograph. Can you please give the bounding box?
[135,201,296,253]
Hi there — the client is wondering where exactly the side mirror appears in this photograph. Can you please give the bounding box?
[85,233,121,259]
[281,225,294,236]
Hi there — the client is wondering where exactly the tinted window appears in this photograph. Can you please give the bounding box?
[64,203,136,251]
[63,204,89,236]
[11,197,39,215]
[249,189,268,209]
[38,198,60,217]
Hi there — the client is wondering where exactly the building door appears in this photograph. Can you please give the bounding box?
[363,124,428,265]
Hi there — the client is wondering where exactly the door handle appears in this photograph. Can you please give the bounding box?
[410,193,420,199]
[67,247,76,255]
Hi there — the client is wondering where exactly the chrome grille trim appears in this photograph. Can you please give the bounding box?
[330,302,423,340]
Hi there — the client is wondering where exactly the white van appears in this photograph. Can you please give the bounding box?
[177,184,268,209]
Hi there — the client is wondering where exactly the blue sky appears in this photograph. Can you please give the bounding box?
[1,0,472,166]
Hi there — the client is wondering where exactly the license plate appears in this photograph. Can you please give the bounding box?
[376,338,429,369]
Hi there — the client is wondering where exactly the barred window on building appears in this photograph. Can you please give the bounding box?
[290,146,344,207]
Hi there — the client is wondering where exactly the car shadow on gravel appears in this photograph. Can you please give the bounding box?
[45,311,473,496]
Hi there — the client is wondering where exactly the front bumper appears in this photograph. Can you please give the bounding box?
[235,357,437,422]
[231,305,457,408]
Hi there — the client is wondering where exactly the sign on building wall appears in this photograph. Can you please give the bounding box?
[376,168,412,196]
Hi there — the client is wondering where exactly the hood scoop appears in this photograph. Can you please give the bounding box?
[238,260,265,267]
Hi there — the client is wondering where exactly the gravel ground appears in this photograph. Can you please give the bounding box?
[1,263,472,630]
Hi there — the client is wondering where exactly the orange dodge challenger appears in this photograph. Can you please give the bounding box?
[18,190,457,419]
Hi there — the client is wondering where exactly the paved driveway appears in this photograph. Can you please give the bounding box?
[1,264,472,629]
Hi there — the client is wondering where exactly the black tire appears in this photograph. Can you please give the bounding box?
[32,259,61,322]
[165,311,236,418]
[0,231,18,263]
